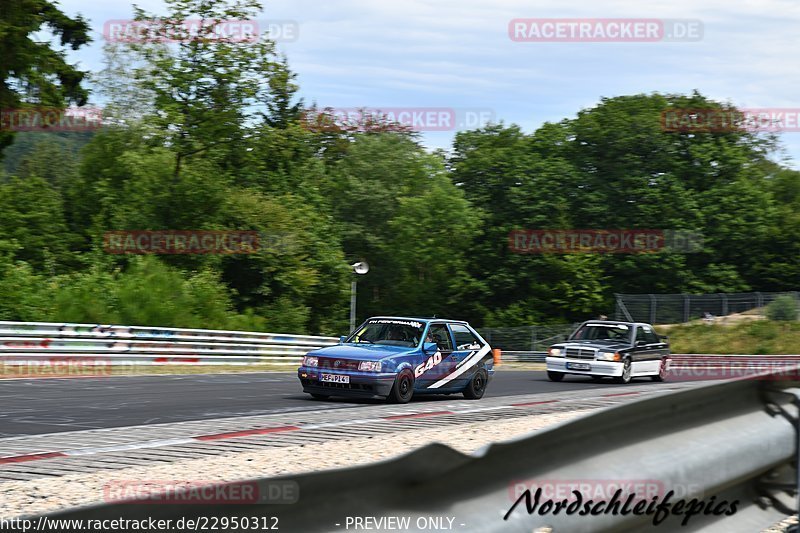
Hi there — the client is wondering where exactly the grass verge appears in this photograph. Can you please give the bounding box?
[656,321,800,354]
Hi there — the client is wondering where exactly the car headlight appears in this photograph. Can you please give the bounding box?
[303,356,318,367]
[598,352,621,362]
[358,361,381,372]
[548,348,563,357]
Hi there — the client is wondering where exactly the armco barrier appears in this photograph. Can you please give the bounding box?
[31,367,800,531]
[0,321,338,366]
[501,351,547,363]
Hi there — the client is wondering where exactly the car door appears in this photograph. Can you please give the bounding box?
[644,326,670,362]
[415,322,454,389]
[632,325,660,374]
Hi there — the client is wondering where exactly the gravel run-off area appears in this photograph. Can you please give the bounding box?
[0,409,591,519]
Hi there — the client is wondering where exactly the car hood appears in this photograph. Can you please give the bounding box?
[307,344,414,361]
[560,340,630,352]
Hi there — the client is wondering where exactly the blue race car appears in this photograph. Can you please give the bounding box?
[298,316,493,403]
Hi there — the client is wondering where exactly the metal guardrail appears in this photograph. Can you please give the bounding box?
[33,368,800,531]
[0,321,338,366]
[501,351,547,363]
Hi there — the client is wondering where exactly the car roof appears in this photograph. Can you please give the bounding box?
[579,320,652,327]
[367,316,470,325]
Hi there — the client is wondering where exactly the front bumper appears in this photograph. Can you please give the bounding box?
[298,367,397,398]
[546,357,623,377]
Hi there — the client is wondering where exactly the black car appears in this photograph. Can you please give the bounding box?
[545,320,670,384]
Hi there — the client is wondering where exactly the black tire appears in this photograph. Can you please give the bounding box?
[614,359,633,384]
[463,369,488,400]
[387,370,415,404]
[547,371,564,382]
[310,393,330,400]
[651,357,669,382]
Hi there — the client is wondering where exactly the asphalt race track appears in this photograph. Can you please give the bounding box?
[0,370,679,437]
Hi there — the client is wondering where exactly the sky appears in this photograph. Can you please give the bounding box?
[56,0,800,168]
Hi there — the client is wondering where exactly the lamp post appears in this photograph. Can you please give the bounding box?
[350,261,369,332]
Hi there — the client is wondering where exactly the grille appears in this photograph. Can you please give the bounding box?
[317,358,360,371]
[566,348,596,360]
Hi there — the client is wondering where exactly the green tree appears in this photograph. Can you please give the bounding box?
[125,0,283,181]
[766,294,799,322]
[0,0,91,157]
[322,133,481,322]
[219,187,349,334]
[0,175,73,270]
[383,171,481,317]
[0,241,52,320]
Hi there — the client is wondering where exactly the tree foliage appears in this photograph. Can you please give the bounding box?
[0,0,91,155]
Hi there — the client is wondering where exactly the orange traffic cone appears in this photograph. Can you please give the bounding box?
[492,348,502,366]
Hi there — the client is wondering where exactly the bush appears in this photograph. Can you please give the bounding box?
[767,294,799,321]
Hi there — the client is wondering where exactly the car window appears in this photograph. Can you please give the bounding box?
[635,326,659,344]
[449,324,483,350]
[571,323,631,342]
[641,325,660,344]
[347,319,424,347]
[426,324,453,352]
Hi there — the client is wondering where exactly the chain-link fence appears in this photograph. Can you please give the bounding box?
[477,324,579,352]
[614,291,800,324]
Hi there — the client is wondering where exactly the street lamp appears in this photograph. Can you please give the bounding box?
[350,261,369,332]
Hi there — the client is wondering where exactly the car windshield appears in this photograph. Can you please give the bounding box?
[346,319,425,347]
[569,323,632,343]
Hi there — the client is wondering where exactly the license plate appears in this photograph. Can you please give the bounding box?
[320,374,350,384]
[567,362,591,371]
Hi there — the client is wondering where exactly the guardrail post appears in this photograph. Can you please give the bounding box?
[794,292,800,321]
[721,293,728,316]
[615,294,634,322]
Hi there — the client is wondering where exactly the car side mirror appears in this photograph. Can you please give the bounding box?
[423,342,437,354]
[339,336,347,344]
[660,335,669,341]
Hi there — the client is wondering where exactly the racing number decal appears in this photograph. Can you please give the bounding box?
[415,351,443,378]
